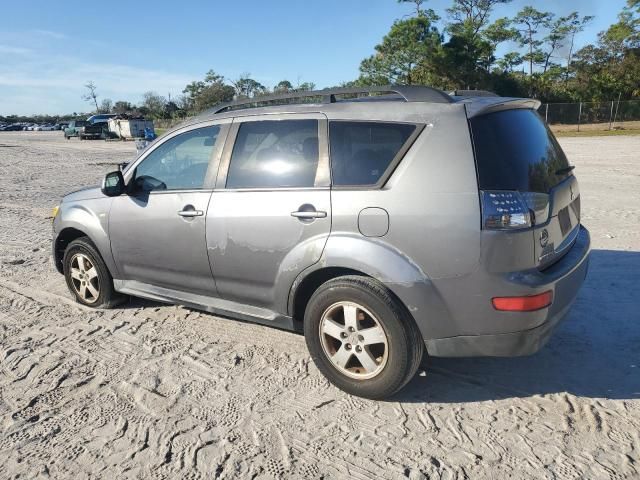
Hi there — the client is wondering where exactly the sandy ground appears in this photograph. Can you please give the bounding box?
[0,131,638,479]
[550,120,640,133]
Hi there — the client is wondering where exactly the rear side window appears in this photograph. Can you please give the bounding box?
[330,121,416,186]
[226,120,319,189]
[470,109,571,193]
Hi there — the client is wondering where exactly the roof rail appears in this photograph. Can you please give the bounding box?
[209,85,453,114]
[449,89,499,97]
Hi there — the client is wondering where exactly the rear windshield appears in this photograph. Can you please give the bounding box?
[470,109,570,193]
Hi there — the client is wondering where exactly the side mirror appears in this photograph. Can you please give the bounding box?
[101,171,125,197]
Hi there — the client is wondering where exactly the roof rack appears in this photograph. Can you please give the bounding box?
[449,89,499,97]
[209,85,453,114]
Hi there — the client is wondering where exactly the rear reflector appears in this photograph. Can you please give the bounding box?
[492,291,553,312]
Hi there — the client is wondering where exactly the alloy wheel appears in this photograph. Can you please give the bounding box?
[319,301,389,380]
[69,253,100,304]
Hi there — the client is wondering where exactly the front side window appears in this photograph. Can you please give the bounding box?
[329,121,416,186]
[226,120,319,189]
[134,125,219,191]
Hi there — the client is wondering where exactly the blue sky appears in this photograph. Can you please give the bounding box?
[0,0,628,115]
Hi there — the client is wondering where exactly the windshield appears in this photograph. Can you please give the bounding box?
[470,109,571,193]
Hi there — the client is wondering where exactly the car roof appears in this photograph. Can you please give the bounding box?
[169,85,540,134]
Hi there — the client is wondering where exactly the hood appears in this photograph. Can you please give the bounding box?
[62,186,104,203]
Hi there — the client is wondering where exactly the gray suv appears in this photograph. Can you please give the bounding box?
[52,86,590,399]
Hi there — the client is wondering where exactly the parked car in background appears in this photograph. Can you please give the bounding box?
[1,124,25,131]
[51,86,590,399]
[87,114,116,125]
[64,120,103,140]
[35,124,55,131]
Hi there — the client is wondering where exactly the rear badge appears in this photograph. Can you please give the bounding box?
[540,229,549,248]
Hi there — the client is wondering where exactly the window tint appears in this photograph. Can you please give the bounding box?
[134,126,219,191]
[226,120,319,189]
[470,109,571,193]
[329,121,416,186]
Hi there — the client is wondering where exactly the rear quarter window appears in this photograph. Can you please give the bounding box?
[470,109,570,193]
[329,121,416,186]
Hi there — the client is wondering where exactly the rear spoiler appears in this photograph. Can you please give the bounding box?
[449,89,499,97]
[460,97,541,118]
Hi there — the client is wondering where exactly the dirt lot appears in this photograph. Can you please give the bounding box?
[550,119,640,133]
[0,131,638,479]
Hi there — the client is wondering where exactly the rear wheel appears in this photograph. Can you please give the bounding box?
[304,276,424,399]
[63,237,126,308]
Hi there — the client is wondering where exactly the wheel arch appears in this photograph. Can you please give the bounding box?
[289,267,370,330]
[54,227,86,273]
[287,234,453,342]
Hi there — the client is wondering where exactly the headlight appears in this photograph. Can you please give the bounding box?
[51,205,59,219]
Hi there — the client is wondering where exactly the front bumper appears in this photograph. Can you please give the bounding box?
[426,226,591,357]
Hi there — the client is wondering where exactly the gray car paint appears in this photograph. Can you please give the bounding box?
[53,94,591,357]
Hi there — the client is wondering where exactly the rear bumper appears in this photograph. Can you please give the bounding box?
[426,226,590,357]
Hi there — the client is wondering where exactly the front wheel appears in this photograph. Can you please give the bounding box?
[63,237,126,308]
[304,276,424,399]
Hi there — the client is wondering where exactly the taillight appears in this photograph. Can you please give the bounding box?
[481,191,531,229]
[481,190,550,230]
[492,291,553,311]
[521,192,550,225]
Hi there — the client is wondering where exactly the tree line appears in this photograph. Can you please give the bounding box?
[2,0,637,124]
[351,0,639,103]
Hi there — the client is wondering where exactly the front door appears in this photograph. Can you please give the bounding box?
[109,123,228,296]
[207,114,331,314]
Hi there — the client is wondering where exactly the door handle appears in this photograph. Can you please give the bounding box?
[291,210,327,219]
[178,207,204,217]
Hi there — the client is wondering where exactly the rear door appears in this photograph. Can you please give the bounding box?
[470,108,580,268]
[207,114,331,313]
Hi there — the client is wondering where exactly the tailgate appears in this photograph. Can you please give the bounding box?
[534,175,581,269]
[469,107,580,271]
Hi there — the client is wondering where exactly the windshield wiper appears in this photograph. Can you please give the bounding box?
[555,165,575,175]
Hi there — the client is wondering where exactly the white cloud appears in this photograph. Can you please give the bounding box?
[0,44,33,55]
[31,29,67,40]
[0,58,192,92]
[0,51,195,115]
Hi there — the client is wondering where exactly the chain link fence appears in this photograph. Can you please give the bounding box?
[539,100,640,132]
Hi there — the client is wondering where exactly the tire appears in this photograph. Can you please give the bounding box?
[304,276,424,399]
[78,134,84,140]
[63,237,127,308]
[64,135,69,140]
